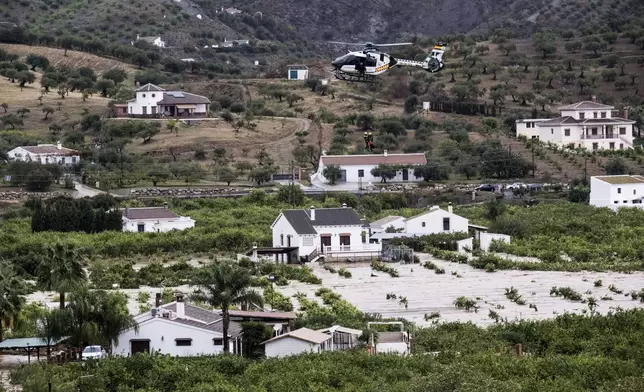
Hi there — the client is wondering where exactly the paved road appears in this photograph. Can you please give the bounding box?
[74,182,106,198]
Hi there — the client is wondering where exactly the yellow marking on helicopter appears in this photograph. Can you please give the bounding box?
[375,64,389,72]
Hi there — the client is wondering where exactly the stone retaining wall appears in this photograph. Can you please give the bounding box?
[0,191,68,200]
[129,187,258,197]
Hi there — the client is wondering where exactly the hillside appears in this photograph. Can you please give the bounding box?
[2,0,644,55]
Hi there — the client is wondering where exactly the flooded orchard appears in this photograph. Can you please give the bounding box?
[279,254,644,326]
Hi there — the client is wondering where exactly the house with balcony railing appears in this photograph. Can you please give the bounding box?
[270,205,380,263]
[516,101,636,151]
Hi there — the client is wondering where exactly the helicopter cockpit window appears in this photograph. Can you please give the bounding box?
[365,55,377,67]
[380,53,385,62]
[337,54,358,66]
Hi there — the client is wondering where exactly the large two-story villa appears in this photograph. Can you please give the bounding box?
[516,101,635,150]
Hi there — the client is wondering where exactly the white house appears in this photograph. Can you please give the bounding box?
[271,205,379,262]
[516,101,636,150]
[134,35,165,48]
[404,205,469,234]
[220,38,249,48]
[7,142,80,165]
[122,206,195,233]
[263,327,333,358]
[317,325,363,351]
[222,7,242,15]
[369,215,406,234]
[589,175,644,210]
[313,152,427,185]
[287,64,309,80]
[114,295,243,357]
[118,83,210,118]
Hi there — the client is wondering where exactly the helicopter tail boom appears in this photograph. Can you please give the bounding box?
[395,44,446,73]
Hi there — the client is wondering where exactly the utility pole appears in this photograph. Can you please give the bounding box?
[531,142,535,178]
[289,160,295,207]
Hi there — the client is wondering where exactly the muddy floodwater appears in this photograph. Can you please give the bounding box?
[280,254,644,326]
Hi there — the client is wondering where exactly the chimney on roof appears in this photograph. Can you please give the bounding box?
[342,203,347,208]
[447,202,453,214]
[623,108,630,119]
[591,95,597,102]
[164,202,168,210]
[155,292,161,308]
[383,150,388,157]
[310,206,315,221]
[136,34,140,40]
[175,292,185,318]
[56,141,61,150]
[124,207,129,217]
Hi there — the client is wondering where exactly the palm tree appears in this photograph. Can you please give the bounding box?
[37,243,87,309]
[95,291,138,354]
[0,263,28,341]
[192,262,263,354]
[35,308,69,359]
[67,286,100,360]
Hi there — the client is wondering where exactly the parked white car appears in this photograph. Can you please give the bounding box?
[82,345,106,360]
[506,182,527,191]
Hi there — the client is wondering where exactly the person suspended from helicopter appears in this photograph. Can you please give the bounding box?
[364,132,375,151]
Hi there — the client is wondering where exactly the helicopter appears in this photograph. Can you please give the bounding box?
[329,41,446,83]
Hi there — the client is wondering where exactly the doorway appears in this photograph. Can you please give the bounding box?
[402,169,409,181]
[131,339,150,355]
[320,236,331,253]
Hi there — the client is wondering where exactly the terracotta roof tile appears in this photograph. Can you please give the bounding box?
[21,145,79,155]
[321,153,426,166]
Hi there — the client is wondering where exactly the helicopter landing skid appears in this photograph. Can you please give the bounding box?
[333,70,378,84]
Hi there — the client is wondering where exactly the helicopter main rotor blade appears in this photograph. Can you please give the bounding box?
[327,41,364,46]
[372,42,414,47]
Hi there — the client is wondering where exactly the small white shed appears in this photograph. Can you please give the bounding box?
[263,327,332,358]
[287,64,309,80]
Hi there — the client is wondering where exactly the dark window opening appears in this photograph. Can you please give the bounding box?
[137,224,145,233]
[175,339,192,346]
[443,218,450,231]
[358,169,364,178]
[213,339,223,346]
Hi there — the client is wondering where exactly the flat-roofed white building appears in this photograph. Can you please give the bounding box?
[590,175,644,210]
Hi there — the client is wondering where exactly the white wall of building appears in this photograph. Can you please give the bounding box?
[128,90,164,115]
[7,147,80,165]
[516,106,634,150]
[195,103,208,114]
[264,336,328,358]
[114,318,228,357]
[313,224,367,252]
[122,217,195,233]
[589,178,644,210]
[370,217,406,234]
[271,214,318,259]
[376,342,408,355]
[404,209,469,235]
[480,233,511,252]
[515,119,548,139]
[288,69,308,80]
[315,163,423,184]
[153,37,165,47]
[457,237,473,253]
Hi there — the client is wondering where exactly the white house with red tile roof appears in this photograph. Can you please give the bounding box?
[312,151,427,185]
[7,142,80,165]
[122,206,195,233]
[516,101,635,150]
